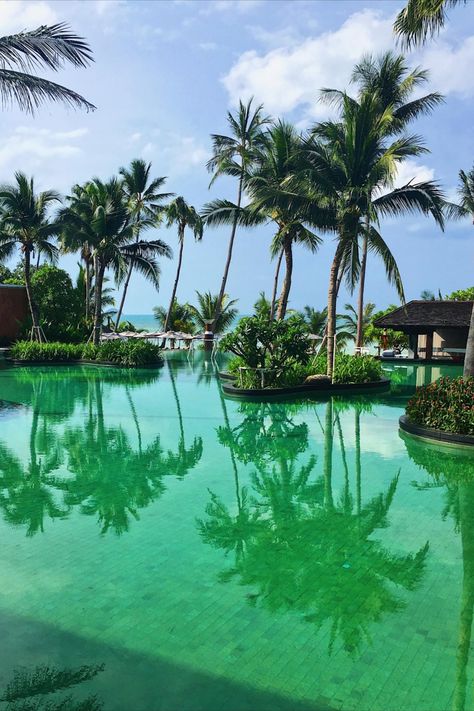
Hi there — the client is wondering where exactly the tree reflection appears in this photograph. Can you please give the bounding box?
[0,662,105,711]
[403,434,474,711]
[0,365,202,536]
[199,399,428,655]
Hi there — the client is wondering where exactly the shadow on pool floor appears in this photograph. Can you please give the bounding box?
[0,609,332,711]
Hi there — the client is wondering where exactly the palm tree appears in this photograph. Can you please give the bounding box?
[189,291,238,335]
[338,302,376,345]
[153,300,195,333]
[0,23,94,114]
[454,166,474,377]
[304,92,445,377]
[163,197,203,331]
[394,0,465,47]
[0,172,61,341]
[322,52,444,350]
[206,98,270,326]
[62,178,171,345]
[114,159,172,329]
[301,306,327,336]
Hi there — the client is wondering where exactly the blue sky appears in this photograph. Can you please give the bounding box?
[1,0,474,315]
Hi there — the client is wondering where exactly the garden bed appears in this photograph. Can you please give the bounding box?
[399,415,474,448]
[222,378,391,400]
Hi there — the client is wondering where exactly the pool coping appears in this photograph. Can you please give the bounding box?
[399,414,474,448]
[221,378,391,399]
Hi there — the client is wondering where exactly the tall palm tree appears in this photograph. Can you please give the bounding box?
[0,23,94,114]
[189,291,238,335]
[304,92,445,377]
[338,302,376,345]
[455,166,474,377]
[163,197,203,331]
[394,0,465,47]
[114,159,172,329]
[322,52,444,350]
[0,172,61,341]
[61,178,171,345]
[206,98,270,326]
[301,306,327,336]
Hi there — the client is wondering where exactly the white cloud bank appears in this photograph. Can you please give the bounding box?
[0,127,87,179]
[223,7,474,119]
[0,0,56,33]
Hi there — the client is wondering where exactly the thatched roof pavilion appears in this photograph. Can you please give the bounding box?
[374,300,472,360]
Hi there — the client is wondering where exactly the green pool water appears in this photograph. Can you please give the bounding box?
[0,355,472,711]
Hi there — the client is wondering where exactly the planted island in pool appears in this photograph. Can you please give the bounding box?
[219,315,389,397]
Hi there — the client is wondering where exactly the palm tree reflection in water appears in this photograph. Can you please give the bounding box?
[0,366,202,536]
[199,398,429,655]
[404,437,474,711]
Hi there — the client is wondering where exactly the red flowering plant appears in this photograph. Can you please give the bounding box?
[406,377,474,435]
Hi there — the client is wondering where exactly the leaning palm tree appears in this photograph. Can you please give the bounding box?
[114,159,172,328]
[0,172,61,341]
[206,98,270,326]
[189,291,238,335]
[163,197,203,331]
[0,23,94,113]
[455,166,474,377]
[322,52,444,350]
[394,0,465,47]
[304,92,445,377]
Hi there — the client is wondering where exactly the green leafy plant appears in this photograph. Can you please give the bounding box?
[310,353,383,384]
[220,315,310,388]
[406,377,474,435]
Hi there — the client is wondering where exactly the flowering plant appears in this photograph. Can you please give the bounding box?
[406,377,474,435]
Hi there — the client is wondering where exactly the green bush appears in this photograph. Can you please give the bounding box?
[406,377,474,435]
[221,315,311,388]
[10,339,163,368]
[309,353,383,384]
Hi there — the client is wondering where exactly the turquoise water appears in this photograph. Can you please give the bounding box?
[0,355,472,710]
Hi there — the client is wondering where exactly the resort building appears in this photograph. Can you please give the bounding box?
[374,300,473,360]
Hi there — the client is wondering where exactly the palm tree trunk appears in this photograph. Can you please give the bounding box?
[214,174,243,326]
[24,247,43,342]
[85,259,90,321]
[93,257,105,346]
[355,407,361,518]
[114,212,141,330]
[164,225,185,332]
[355,215,369,351]
[463,305,474,377]
[327,245,342,379]
[276,238,293,320]
[270,246,284,321]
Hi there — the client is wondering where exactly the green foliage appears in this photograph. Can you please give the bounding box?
[189,291,238,334]
[365,305,410,350]
[446,287,474,301]
[153,300,195,333]
[30,264,84,341]
[10,340,163,367]
[0,264,12,283]
[310,353,383,384]
[221,315,310,387]
[406,377,474,435]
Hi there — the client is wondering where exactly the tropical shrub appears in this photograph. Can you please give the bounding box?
[364,305,409,350]
[406,377,474,435]
[10,340,163,367]
[310,353,383,384]
[446,287,474,301]
[220,315,310,387]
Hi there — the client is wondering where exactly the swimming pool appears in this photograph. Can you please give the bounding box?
[0,355,471,711]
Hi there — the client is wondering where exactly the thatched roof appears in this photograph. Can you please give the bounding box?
[374,300,473,332]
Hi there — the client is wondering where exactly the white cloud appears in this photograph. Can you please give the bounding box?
[222,9,395,117]
[138,133,209,177]
[421,36,474,97]
[0,0,56,33]
[0,126,86,178]
[393,160,435,188]
[201,0,262,15]
[199,42,218,51]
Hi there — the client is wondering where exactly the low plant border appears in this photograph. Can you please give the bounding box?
[221,378,391,400]
[399,414,474,448]
[6,358,163,369]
